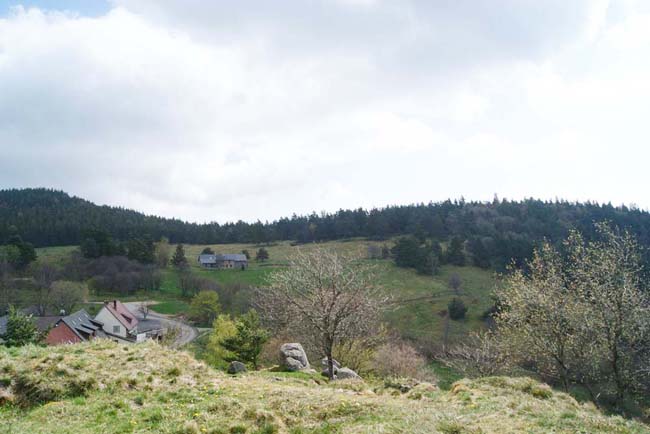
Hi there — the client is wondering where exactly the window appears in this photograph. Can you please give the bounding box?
[113,325,120,333]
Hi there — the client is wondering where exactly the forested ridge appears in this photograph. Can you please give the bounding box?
[3,188,650,270]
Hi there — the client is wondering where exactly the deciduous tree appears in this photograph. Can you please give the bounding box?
[495,224,650,402]
[188,290,221,326]
[155,237,171,268]
[49,281,85,315]
[257,248,389,380]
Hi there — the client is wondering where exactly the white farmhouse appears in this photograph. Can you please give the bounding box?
[95,300,164,343]
[95,300,139,340]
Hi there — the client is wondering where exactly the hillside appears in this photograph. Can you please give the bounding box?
[36,239,495,346]
[1,340,647,434]
[6,188,650,271]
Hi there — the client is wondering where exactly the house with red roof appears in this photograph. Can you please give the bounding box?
[95,300,163,342]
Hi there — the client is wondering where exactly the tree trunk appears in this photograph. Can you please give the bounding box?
[326,348,335,381]
[583,381,601,409]
[442,315,450,355]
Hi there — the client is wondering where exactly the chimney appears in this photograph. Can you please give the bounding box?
[113,300,117,309]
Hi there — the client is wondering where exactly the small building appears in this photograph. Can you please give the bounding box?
[45,310,105,345]
[134,318,164,342]
[198,253,248,270]
[95,300,163,343]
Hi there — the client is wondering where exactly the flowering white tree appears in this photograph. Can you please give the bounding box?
[495,223,650,403]
[257,248,389,379]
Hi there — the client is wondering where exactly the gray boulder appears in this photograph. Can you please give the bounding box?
[335,367,361,380]
[321,357,342,377]
[321,357,341,370]
[279,343,310,371]
[227,361,247,374]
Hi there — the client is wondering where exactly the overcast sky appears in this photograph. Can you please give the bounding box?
[1,1,649,223]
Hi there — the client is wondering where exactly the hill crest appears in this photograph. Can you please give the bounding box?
[0,340,647,433]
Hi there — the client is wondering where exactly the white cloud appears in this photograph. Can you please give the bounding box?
[1,1,650,222]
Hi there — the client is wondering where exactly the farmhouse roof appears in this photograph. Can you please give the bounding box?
[104,300,139,331]
[137,318,163,333]
[61,309,105,340]
[198,253,247,264]
[220,254,247,262]
[198,254,217,264]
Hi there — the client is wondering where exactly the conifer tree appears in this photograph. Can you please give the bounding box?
[4,306,39,346]
[171,244,188,269]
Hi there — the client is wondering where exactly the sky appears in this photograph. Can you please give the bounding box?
[1,1,650,223]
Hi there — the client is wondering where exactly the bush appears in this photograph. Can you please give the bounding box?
[179,272,219,298]
[442,332,505,377]
[448,298,467,320]
[255,248,269,262]
[188,290,221,326]
[333,339,377,375]
[372,342,427,379]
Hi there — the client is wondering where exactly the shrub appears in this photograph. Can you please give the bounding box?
[372,342,427,379]
[333,339,377,375]
[188,290,221,326]
[256,247,269,262]
[442,332,506,377]
[448,298,467,320]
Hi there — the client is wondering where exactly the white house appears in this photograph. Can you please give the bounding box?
[95,300,139,340]
[94,300,165,343]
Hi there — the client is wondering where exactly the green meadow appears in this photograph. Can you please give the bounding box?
[37,239,496,345]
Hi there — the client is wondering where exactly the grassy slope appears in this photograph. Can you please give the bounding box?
[37,240,495,343]
[1,341,647,434]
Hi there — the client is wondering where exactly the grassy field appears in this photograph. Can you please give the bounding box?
[33,245,77,266]
[36,239,496,346]
[151,300,190,315]
[1,340,647,433]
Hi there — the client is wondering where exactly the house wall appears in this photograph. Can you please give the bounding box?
[95,306,128,338]
[45,322,82,345]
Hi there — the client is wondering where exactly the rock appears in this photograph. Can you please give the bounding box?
[321,357,341,377]
[227,361,247,374]
[279,343,310,371]
[406,382,438,400]
[321,357,342,370]
[384,378,418,393]
[334,367,361,380]
[0,388,14,405]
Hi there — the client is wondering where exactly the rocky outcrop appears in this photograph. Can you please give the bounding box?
[227,361,247,374]
[279,343,310,371]
[320,357,342,377]
[334,367,361,380]
[319,357,360,380]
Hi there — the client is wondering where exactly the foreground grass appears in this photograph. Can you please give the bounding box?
[0,341,648,433]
